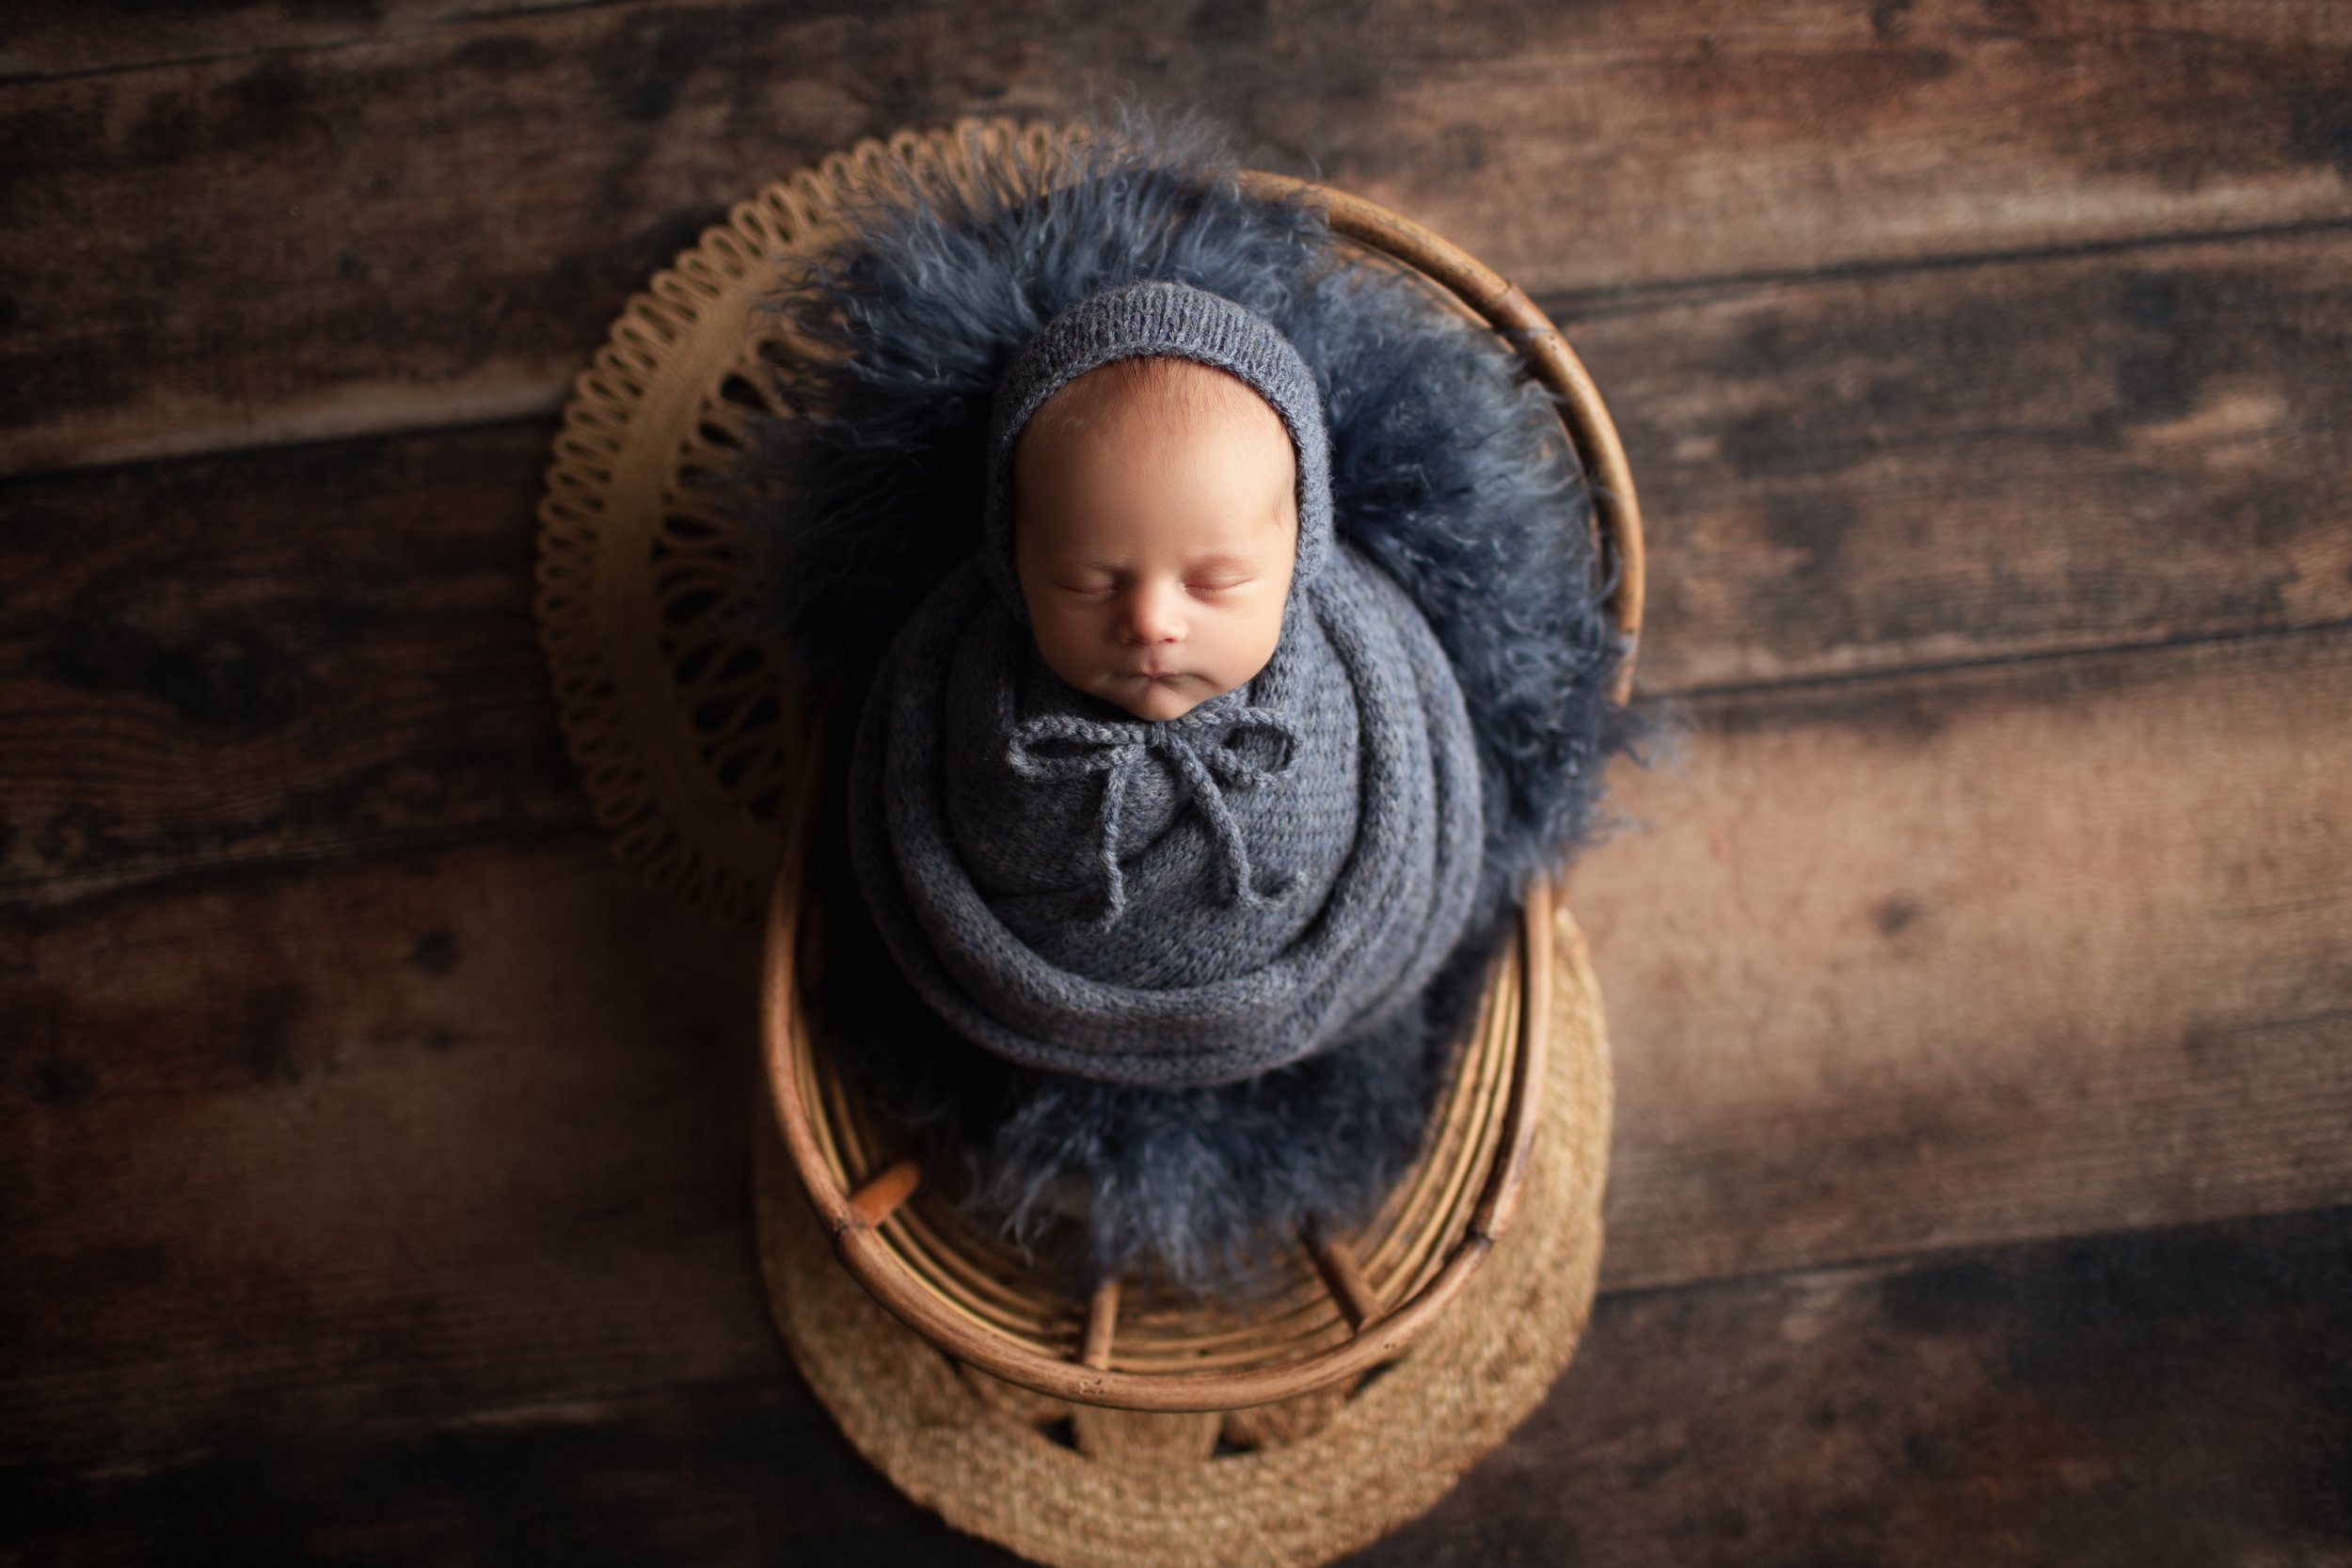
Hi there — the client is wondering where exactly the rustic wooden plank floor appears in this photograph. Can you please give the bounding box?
[4,2,2347,1561]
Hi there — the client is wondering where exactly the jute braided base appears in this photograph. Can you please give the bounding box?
[755,898,1612,1568]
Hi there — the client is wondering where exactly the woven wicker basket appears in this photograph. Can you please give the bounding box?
[749,125,1645,1416]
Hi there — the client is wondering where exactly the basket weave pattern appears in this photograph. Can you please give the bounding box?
[755,895,1613,1568]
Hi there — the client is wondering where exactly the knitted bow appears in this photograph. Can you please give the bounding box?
[1005,706,1300,929]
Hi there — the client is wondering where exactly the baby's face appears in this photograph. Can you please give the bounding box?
[1012,357,1297,722]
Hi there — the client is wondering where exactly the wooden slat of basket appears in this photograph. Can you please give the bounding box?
[884,1212,1059,1325]
[1085,1249,1343,1360]
[1101,1090,1468,1354]
[1097,1294,1346,1370]
[828,1114,1076,1348]
[848,1158,920,1227]
[1080,1278,1120,1370]
[1343,942,1510,1263]
[862,1169,1085,1354]
[813,1033,1091,1343]
[1112,1324,1358,1377]
[869,1236,1080,1360]
[1100,1279,1335,1349]
[825,1092,1068,1331]
[1472,879,1554,1243]
[818,1051,877,1183]
[1312,1238,1386,1333]
[1364,944,1524,1288]
[1363,940,1522,1309]
[878,1219,1089,1349]
[1105,1300,1357,1374]
[885,1182,1091,1341]
[882,1208,1080,1344]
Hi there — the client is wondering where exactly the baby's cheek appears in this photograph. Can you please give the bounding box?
[1246,592,1288,655]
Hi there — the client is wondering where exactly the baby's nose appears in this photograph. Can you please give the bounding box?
[1120,580,1186,643]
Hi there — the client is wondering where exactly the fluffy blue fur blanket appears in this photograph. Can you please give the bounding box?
[735,114,1634,1292]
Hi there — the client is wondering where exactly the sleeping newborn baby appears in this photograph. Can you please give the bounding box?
[1013,351,1295,724]
[850,280,1484,1090]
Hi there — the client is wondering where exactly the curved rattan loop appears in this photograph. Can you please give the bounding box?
[762,787,1556,1411]
[754,901,1613,1567]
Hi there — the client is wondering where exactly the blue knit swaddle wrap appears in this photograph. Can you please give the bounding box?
[848,282,1484,1089]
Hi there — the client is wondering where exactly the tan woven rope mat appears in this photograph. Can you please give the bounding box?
[755,897,1611,1568]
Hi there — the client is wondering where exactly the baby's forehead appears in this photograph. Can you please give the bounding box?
[1020,355,1292,452]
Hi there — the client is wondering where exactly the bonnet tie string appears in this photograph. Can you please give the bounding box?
[1006,706,1299,929]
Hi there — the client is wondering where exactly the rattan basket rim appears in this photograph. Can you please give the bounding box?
[762,840,1557,1412]
[742,125,1644,1414]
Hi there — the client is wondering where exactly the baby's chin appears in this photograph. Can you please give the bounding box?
[1102,673,1224,722]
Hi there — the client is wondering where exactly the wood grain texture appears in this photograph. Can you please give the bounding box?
[2,836,776,1470]
[7,1205,2344,1563]
[1353,1205,2352,1566]
[9,224,2348,898]
[8,630,2344,1471]
[5,4,2348,1555]
[1574,226,2352,692]
[0,421,580,900]
[1580,626,2352,1292]
[4,0,2349,474]
[0,1,609,82]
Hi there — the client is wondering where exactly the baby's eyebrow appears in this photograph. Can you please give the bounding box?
[1184,552,1260,575]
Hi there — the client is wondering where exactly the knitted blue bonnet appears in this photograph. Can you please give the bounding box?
[978,279,1335,613]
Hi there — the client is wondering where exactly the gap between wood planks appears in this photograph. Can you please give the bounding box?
[1650,614,2352,706]
[1546,214,2352,320]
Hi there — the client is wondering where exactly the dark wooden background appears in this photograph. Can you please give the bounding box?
[5,2,2349,1561]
